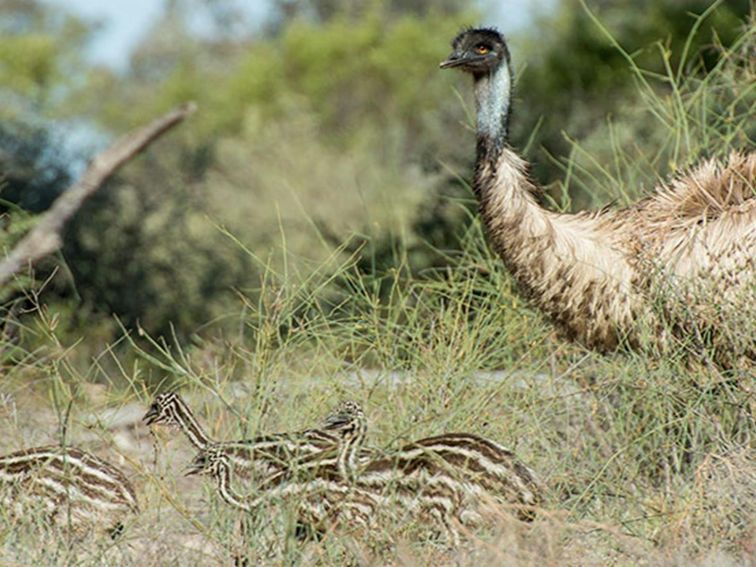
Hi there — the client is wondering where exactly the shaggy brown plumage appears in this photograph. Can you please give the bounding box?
[442,28,755,361]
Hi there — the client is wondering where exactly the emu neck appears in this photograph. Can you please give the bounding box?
[472,71,633,350]
[216,461,252,513]
[337,423,366,482]
[173,400,212,450]
[473,62,512,156]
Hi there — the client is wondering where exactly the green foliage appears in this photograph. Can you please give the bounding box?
[0,119,73,307]
[82,9,471,164]
[269,0,469,23]
[0,34,59,97]
[0,120,71,212]
[1,0,753,344]
[50,8,475,338]
[513,0,753,196]
[60,151,252,339]
[547,3,756,209]
[0,0,89,114]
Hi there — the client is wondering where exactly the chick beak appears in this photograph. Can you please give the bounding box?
[184,460,205,477]
[323,414,348,431]
[142,405,159,426]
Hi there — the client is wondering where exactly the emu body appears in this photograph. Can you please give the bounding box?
[397,432,544,522]
[144,392,338,480]
[191,402,545,545]
[0,445,138,536]
[442,28,755,360]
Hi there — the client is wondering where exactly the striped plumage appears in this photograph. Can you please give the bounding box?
[187,405,385,540]
[203,432,339,481]
[0,445,138,537]
[260,410,544,534]
[321,400,368,482]
[143,391,338,480]
[188,446,383,543]
[166,396,545,547]
[143,391,210,449]
[280,456,464,544]
[190,402,545,545]
[190,403,451,544]
[184,400,371,487]
[312,404,543,524]
[394,432,544,522]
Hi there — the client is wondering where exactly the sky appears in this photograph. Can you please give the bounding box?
[44,0,163,69]
[44,0,556,71]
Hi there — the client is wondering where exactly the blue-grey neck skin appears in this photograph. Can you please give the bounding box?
[474,59,512,156]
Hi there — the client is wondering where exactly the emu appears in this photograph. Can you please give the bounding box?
[441,28,755,363]
[0,445,138,537]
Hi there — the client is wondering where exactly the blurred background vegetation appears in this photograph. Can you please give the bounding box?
[2,5,753,562]
[0,0,752,344]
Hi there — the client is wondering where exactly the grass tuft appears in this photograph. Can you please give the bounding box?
[1,8,754,567]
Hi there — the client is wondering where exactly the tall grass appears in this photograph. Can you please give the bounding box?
[1,8,754,567]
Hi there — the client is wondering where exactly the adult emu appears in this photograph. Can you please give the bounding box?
[441,28,755,363]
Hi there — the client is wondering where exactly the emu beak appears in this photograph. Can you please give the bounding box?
[184,460,204,477]
[323,413,348,430]
[142,405,159,426]
[440,53,465,69]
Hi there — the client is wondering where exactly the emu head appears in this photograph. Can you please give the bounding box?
[142,392,180,426]
[322,400,366,440]
[440,27,510,76]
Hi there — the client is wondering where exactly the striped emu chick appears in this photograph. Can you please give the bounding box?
[254,405,545,539]
[0,446,138,537]
[397,432,544,523]
[190,402,469,545]
[321,400,368,482]
[317,404,544,532]
[143,391,338,480]
[143,391,211,450]
[187,402,383,539]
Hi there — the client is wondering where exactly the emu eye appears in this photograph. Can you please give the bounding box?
[475,44,490,55]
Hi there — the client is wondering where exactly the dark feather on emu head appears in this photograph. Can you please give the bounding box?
[440,27,510,75]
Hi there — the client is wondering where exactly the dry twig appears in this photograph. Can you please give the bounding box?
[0,102,197,287]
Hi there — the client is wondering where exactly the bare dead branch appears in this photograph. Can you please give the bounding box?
[0,102,197,287]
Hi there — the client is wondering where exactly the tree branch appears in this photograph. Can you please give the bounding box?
[0,102,197,287]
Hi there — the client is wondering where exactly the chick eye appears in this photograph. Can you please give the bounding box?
[475,45,490,55]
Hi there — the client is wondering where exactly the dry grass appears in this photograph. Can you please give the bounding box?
[1,8,754,567]
[1,313,753,565]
